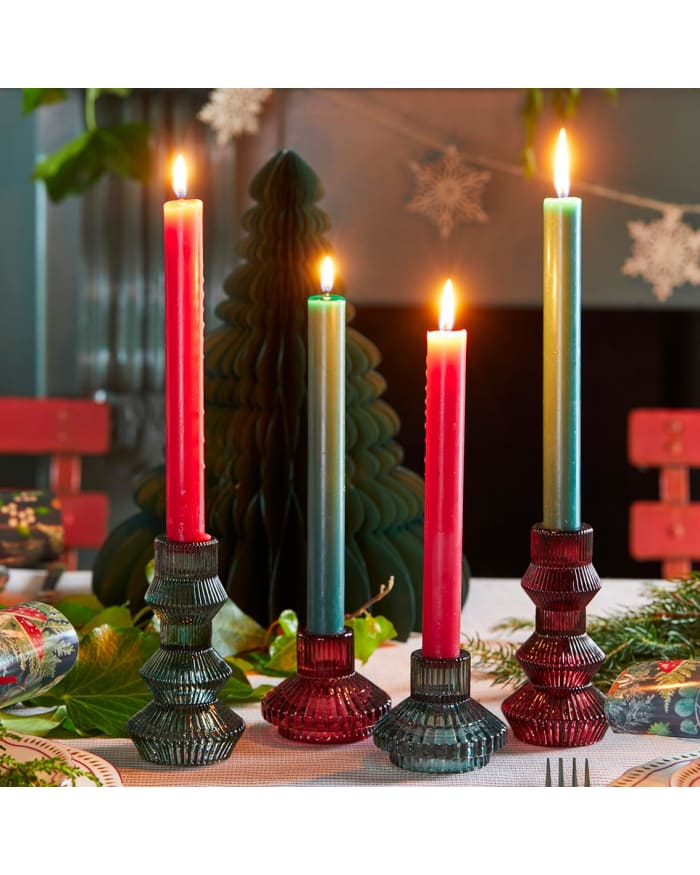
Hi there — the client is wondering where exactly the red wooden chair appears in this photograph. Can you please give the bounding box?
[0,397,111,569]
[628,408,700,579]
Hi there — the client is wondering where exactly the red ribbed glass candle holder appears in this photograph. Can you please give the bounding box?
[261,628,391,743]
[501,524,608,747]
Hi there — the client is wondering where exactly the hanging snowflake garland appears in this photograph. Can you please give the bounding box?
[407,145,490,239]
[198,88,273,145]
[622,207,700,302]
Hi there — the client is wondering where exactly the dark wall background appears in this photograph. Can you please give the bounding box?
[351,304,698,580]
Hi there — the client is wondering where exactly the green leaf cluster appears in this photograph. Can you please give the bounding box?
[519,88,617,175]
[347,614,397,664]
[464,574,700,692]
[216,604,396,676]
[0,594,270,738]
[0,590,396,739]
[22,88,152,202]
[0,726,99,786]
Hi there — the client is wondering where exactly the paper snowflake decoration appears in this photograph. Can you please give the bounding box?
[198,88,273,145]
[622,207,700,302]
[406,146,490,239]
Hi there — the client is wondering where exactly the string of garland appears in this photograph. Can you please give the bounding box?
[317,89,700,303]
[463,574,700,692]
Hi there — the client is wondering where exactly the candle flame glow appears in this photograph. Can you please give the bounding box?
[321,256,335,294]
[173,154,187,198]
[439,279,455,331]
[554,129,570,197]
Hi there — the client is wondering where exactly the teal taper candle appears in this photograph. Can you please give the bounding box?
[306,258,346,633]
[543,129,581,530]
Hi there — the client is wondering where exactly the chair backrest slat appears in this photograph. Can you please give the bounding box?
[0,397,111,569]
[629,408,700,578]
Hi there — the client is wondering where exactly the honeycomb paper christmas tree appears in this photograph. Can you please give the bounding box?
[93,150,468,640]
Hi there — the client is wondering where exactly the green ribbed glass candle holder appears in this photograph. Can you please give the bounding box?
[373,649,507,773]
[127,536,245,766]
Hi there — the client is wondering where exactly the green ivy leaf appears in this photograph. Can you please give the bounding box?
[33,129,108,200]
[266,633,297,674]
[0,705,70,737]
[211,599,266,658]
[97,123,151,181]
[31,625,159,736]
[54,594,105,629]
[79,605,133,634]
[218,658,273,703]
[33,122,151,202]
[277,609,298,638]
[347,614,397,664]
[22,89,67,114]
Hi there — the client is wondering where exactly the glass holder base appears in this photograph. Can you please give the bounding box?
[261,627,391,744]
[127,536,245,766]
[372,649,508,773]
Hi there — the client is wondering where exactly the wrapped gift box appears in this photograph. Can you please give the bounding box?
[0,601,78,708]
[0,490,62,568]
[605,658,700,739]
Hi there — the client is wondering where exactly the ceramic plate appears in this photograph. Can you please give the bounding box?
[669,759,700,787]
[64,746,122,787]
[0,732,73,785]
[609,750,700,787]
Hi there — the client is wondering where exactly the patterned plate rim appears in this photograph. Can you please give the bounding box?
[65,746,122,787]
[1,733,73,764]
[609,749,700,786]
[1,733,74,785]
[669,759,700,787]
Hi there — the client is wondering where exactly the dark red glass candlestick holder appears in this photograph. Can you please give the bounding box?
[501,524,608,747]
[261,627,391,743]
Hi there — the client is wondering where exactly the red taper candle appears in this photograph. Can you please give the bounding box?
[164,155,208,543]
[422,279,467,658]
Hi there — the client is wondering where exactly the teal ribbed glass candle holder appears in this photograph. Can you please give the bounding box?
[127,536,245,766]
[373,649,507,773]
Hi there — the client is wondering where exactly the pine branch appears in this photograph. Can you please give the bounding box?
[463,575,700,692]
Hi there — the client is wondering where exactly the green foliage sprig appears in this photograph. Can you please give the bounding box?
[464,574,700,692]
[519,88,617,175]
[22,88,151,202]
[0,726,99,786]
[0,582,396,738]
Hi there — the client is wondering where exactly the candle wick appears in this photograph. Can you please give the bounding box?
[322,292,332,300]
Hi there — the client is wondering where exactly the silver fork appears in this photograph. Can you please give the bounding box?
[545,757,590,786]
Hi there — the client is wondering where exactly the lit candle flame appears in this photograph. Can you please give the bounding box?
[439,279,455,331]
[554,128,570,198]
[321,256,335,294]
[173,154,187,199]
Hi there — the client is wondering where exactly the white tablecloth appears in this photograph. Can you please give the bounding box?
[5,571,700,787]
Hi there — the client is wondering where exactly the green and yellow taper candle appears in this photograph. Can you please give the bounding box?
[543,129,581,531]
[306,256,346,633]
